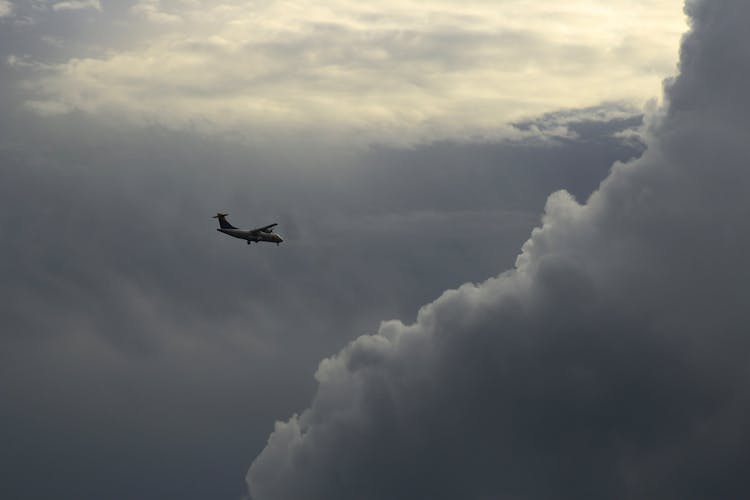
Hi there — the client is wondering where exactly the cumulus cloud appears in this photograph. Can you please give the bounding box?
[14,0,685,144]
[0,83,647,498]
[247,1,750,499]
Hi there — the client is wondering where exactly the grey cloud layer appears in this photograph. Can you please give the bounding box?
[247,1,750,499]
[0,2,679,499]
[0,97,640,498]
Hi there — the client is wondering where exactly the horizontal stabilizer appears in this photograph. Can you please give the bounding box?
[213,213,237,230]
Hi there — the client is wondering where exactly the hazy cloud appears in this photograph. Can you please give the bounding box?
[131,0,182,24]
[247,1,750,498]
[0,1,12,18]
[52,0,101,11]
[0,95,644,498]
[12,0,685,144]
[0,1,694,499]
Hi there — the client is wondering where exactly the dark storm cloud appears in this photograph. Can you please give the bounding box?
[0,90,641,500]
[247,2,750,499]
[0,2,684,499]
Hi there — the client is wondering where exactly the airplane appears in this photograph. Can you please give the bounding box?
[213,213,284,246]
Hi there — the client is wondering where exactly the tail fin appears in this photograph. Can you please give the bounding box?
[212,213,237,229]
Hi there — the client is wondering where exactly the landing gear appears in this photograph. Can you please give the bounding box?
[247,240,252,245]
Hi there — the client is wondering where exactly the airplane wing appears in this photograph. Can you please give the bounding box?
[250,223,278,234]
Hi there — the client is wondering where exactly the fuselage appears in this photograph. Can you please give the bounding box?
[218,228,284,244]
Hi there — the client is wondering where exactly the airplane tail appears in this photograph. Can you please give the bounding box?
[212,213,237,229]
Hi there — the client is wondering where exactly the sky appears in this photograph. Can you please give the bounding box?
[7,1,749,499]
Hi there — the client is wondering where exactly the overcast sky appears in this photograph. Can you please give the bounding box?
[7,1,746,499]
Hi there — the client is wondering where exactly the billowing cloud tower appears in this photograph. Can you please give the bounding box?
[248,1,750,498]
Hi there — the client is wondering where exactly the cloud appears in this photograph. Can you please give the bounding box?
[247,1,750,499]
[12,0,685,144]
[0,3,679,500]
[0,1,12,18]
[0,92,643,497]
[131,0,181,24]
[52,0,101,11]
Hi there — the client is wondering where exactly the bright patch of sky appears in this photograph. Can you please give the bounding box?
[10,0,686,143]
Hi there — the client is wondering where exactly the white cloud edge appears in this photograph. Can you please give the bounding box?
[52,0,102,12]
